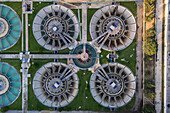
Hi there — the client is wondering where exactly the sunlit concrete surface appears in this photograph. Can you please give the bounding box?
[90,63,136,108]
[33,62,79,108]
[33,4,79,51]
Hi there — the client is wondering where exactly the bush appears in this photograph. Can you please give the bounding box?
[145,81,155,89]
[144,55,152,63]
[143,38,157,56]
[145,29,156,38]
[145,70,151,77]
[144,81,155,101]
[143,104,155,113]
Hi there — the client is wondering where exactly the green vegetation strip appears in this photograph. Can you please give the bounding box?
[28,59,54,110]
[28,2,53,53]
[58,70,109,111]
[116,38,136,75]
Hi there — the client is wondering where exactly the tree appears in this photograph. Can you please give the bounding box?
[143,38,157,56]
[145,0,155,13]
[146,14,155,22]
[145,2,155,13]
[145,29,156,38]
[146,0,155,5]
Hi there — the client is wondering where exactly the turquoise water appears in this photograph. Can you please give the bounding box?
[6,67,16,77]
[2,94,10,105]
[6,92,16,103]
[0,63,2,72]
[0,4,21,50]
[0,43,2,50]
[6,11,15,20]
[0,6,2,14]
[10,24,20,31]
[10,82,20,88]
[1,7,10,18]
[0,62,21,107]
[6,35,16,45]
[9,30,20,39]
[0,97,2,106]
[9,17,19,24]
[9,88,19,96]
[1,38,10,49]
[9,74,19,81]
[1,63,10,74]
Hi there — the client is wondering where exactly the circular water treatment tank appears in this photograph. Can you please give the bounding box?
[33,62,79,108]
[72,43,97,69]
[90,63,136,108]
[90,5,136,51]
[33,4,80,51]
[0,62,21,107]
[0,4,21,50]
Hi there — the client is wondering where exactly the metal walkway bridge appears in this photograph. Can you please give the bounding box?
[0,54,82,59]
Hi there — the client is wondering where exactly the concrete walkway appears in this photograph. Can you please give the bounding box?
[25,13,28,52]
[155,0,163,113]
[131,1,143,112]
[81,3,87,43]
[22,61,30,113]
[0,54,82,59]
[164,0,170,113]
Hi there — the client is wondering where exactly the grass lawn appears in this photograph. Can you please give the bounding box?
[116,2,137,111]
[28,59,54,110]
[100,49,111,65]
[0,1,137,112]
[116,95,136,111]
[120,2,137,17]
[116,37,136,75]
[1,59,22,110]
[87,9,98,41]
[28,3,81,53]
[98,37,136,111]
[58,70,109,111]
[28,2,53,53]
[0,2,22,53]
[72,9,82,42]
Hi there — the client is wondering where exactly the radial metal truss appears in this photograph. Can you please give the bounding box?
[90,63,136,108]
[90,5,136,51]
[33,4,79,51]
[33,62,79,108]
[72,43,97,69]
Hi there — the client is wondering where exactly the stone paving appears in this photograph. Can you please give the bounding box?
[0,54,83,59]
[131,1,143,112]
[21,61,30,113]
[164,0,170,113]
[81,3,87,43]
[155,0,163,113]
[25,13,28,52]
